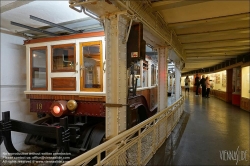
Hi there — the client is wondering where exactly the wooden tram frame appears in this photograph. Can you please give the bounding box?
[0,27,159,163]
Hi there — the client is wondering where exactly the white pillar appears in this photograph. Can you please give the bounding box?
[148,60,152,87]
[140,60,143,87]
[175,65,181,100]
[105,14,128,139]
[157,47,169,111]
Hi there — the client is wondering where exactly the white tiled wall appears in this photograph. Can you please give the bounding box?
[1,33,37,155]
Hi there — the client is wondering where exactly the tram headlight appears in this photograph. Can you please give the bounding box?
[67,100,77,112]
[53,106,61,114]
[50,100,67,117]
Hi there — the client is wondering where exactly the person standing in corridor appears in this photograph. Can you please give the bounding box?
[200,75,206,97]
[184,75,190,95]
[195,74,200,96]
[205,77,211,98]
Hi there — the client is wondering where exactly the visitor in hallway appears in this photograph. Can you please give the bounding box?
[206,77,211,98]
[200,75,206,97]
[184,75,190,95]
[195,74,200,96]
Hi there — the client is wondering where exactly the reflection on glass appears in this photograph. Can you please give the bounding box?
[134,62,141,87]
[52,45,75,71]
[151,64,156,85]
[83,44,101,88]
[31,49,46,89]
[143,70,148,87]
[233,67,241,93]
[242,66,250,98]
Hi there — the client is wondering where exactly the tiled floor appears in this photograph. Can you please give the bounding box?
[148,93,250,165]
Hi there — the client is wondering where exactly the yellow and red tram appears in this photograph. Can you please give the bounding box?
[0,27,158,161]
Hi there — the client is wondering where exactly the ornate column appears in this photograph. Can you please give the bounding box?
[104,14,129,139]
[175,65,181,100]
[157,47,169,111]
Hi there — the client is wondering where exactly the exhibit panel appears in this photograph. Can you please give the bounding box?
[189,75,194,89]
[241,66,249,99]
[240,65,250,112]
[207,70,228,101]
[212,70,227,92]
[181,77,185,87]
[232,67,241,106]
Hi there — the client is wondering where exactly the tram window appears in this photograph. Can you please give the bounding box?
[30,47,47,90]
[134,62,141,87]
[143,70,148,87]
[143,61,148,87]
[51,44,75,72]
[80,41,103,91]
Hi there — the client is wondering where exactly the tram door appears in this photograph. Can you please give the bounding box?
[79,41,103,92]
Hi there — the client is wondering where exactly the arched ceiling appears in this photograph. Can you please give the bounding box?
[1,0,249,73]
[150,0,250,73]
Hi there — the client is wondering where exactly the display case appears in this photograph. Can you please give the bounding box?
[206,70,227,101]
[209,74,215,89]
[232,67,241,94]
[241,66,250,98]
[211,70,227,92]
[205,74,214,95]
[232,67,241,106]
[181,76,185,87]
[240,65,250,111]
[189,75,194,88]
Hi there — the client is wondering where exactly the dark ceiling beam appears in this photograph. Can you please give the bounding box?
[0,29,28,38]
[180,35,249,44]
[178,28,249,37]
[182,53,250,75]
[185,51,249,57]
[181,38,250,44]
[168,12,250,29]
[21,17,97,34]
[183,39,250,49]
[186,47,250,54]
[11,21,58,36]
[29,15,81,34]
[1,0,35,13]
[185,45,250,51]
[174,21,250,35]
[186,50,250,55]
[186,56,236,60]
[185,59,227,62]
[151,0,213,11]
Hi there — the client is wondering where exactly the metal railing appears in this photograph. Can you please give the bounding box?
[63,96,184,166]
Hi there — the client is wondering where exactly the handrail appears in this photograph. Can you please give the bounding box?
[63,96,184,165]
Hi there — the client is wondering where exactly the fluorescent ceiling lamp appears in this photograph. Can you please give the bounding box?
[237,40,250,43]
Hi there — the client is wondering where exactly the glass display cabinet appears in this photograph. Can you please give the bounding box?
[232,67,241,106]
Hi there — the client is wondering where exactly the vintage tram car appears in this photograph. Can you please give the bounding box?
[0,25,158,161]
